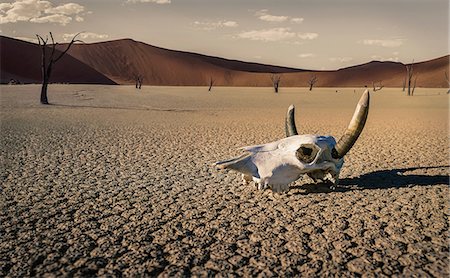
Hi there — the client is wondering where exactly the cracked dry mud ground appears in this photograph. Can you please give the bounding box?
[1,85,449,277]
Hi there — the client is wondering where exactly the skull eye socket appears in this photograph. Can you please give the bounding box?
[301,146,312,156]
[296,145,319,163]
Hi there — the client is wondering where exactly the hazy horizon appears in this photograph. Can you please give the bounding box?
[1,0,448,70]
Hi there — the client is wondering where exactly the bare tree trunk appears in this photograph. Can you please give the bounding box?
[411,75,417,96]
[40,56,54,104]
[39,36,49,104]
[445,71,450,94]
[40,79,49,104]
[405,61,415,96]
[134,74,143,89]
[208,77,214,92]
[407,73,411,96]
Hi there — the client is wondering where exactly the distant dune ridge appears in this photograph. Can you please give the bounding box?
[1,35,448,87]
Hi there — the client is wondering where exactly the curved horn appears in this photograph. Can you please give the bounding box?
[332,90,370,159]
[285,104,298,137]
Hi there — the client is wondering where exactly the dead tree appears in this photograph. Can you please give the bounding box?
[405,61,417,96]
[307,74,318,91]
[372,81,384,92]
[134,74,143,89]
[271,74,281,93]
[411,75,418,96]
[208,76,214,92]
[36,32,82,104]
[445,71,450,94]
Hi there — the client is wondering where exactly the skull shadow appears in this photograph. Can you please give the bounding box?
[290,166,449,194]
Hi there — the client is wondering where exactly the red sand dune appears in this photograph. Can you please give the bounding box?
[2,36,448,87]
[0,36,116,85]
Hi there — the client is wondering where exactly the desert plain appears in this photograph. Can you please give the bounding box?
[0,85,448,276]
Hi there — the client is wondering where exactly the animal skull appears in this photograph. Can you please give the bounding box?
[214,90,370,192]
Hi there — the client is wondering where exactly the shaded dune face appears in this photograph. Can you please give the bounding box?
[2,35,448,87]
[0,36,116,85]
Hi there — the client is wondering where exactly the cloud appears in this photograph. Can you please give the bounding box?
[30,13,72,25]
[298,53,315,58]
[63,32,109,41]
[126,0,170,3]
[361,39,403,47]
[298,32,318,40]
[256,9,303,24]
[222,21,238,27]
[0,0,87,25]
[237,28,319,42]
[255,9,287,22]
[329,57,353,63]
[238,28,296,42]
[259,14,288,22]
[370,55,399,62]
[45,3,84,15]
[290,17,304,23]
[0,4,13,11]
[194,20,238,31]
[0,0,50,23]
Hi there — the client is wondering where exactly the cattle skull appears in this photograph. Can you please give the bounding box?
[214,90,370,192]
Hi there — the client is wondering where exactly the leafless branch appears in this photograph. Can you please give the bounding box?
[271,74,281,93]
[49,32,57,61]
[308,74,318,91]
[54,32,83,63]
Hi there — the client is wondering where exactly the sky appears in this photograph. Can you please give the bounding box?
[1,0,448,70]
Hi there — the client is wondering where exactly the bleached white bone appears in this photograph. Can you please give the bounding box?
[215,90,370,192]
